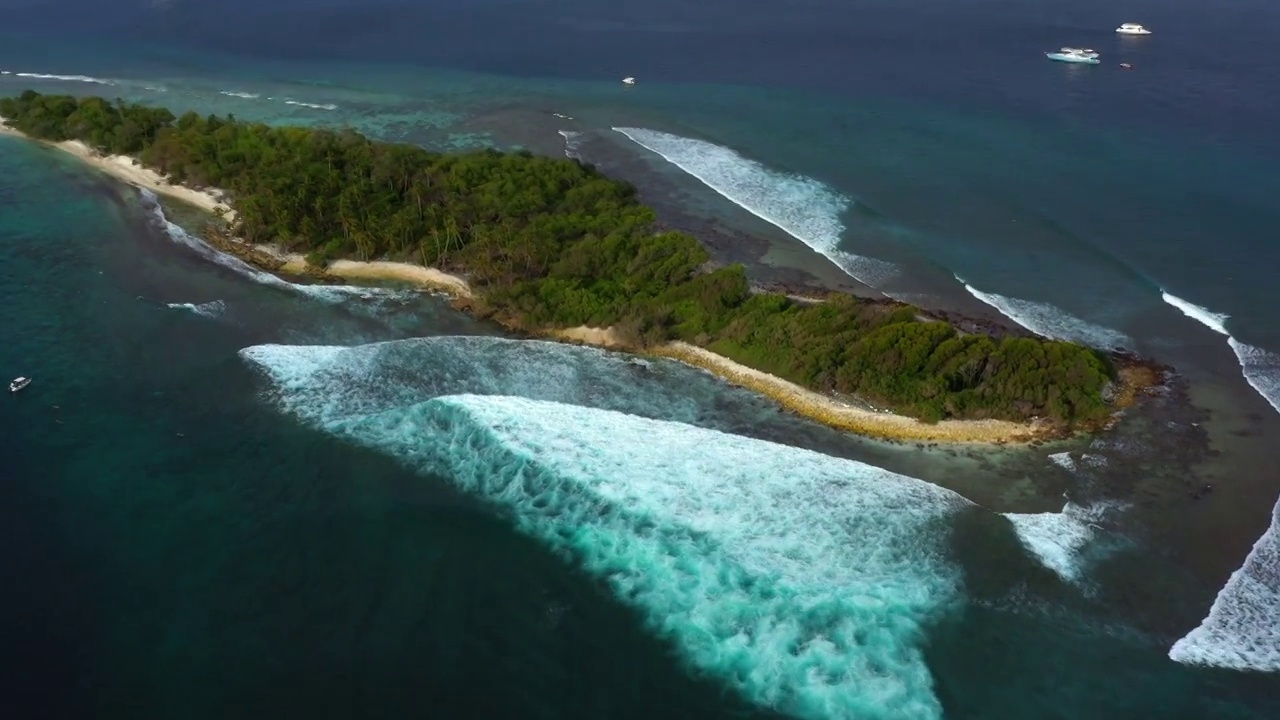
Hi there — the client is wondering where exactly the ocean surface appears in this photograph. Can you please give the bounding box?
[2,0,1279,717]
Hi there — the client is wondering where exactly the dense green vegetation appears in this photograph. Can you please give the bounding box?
[0,90,1117,424]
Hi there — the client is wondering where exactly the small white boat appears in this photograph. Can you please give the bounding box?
[1116,23,1151,35]
[1046,47,1101,64]
[622,77,636,85]
[9,376,32,393]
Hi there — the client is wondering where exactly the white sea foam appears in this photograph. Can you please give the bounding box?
[1048,452,1076,472]
[283,100,338,111]
[552,112,575,120]
[13,72,115,85]
[613,126,896,288]
[1161,291,1230,336]
[237,336,737,427]
[219,90,260,99]
[167,300,226,319]
[238,356,975,718]
[138,190,412,308]
[1170,501,1280,672]
[1160,294,1280,672]
[558,130,583,160]
[1002,502,1122,584]
[1160,292,1280,414]
[1228,338,1280,415]
[958,277,1131,350]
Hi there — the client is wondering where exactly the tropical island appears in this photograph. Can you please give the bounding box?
[0,90,1158,441]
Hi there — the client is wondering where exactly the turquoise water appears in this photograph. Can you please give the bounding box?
[4,0,1280,715]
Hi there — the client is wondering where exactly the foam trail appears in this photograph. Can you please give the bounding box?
[283,100,338,111]
[13,72,115,85]
[167,300,226,319]
[1170,501,1280,672]
[138,189,412,308]
[238,361,974,719]
[558,130,583,160]
[1161,291,1230,336]
[614,127,896,287]
[219,90,260,99]
[958,277,1130,350]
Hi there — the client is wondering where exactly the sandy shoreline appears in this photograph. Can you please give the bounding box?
[3,117,1043,443]
[1,118,475,297]
[552,329,1045,444]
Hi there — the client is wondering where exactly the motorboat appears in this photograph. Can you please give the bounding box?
[1046,47,1101,64]
[9,376,31,393]
[622,77,636,85]
[1116,23,1151,35]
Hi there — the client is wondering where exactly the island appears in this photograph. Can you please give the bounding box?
[0,90,1160,442]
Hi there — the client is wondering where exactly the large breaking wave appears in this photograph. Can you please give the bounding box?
[613,127,896,288]
[240,385,971,717]
[1160,291,1280,672]
[238,338,1127,716]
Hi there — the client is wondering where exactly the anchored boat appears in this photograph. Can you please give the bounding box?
[9,376,32,393]
[1046,47,1101,64]
[1116,23,1151,35]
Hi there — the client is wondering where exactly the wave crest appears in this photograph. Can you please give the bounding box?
[614,127,896,288]
[167,300,226,319]
[958,277,1131,350]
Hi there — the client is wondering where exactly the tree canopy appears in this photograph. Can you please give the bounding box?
[0,90,1117,425]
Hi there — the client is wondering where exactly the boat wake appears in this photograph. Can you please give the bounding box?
[166,300,226,319]
[1160,291,1280,672]
[613,127,896,288]
[958,276,1131,350]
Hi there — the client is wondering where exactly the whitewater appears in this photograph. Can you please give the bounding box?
[1160,291,1280,672]
[237,336,1131,717]
[613,127,897,289]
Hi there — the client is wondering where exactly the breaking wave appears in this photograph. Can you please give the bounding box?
[283,100,338,111]
[613,127,896,288]
[558,130,583,160]
[167,300,226,319]
[218,90,260,99]
[1002,502,1125,585]
[1160,292,1280,414]
[11,71,115,85]
[1169,503,1280,672]
[239,361,974,719]
[958,277,1131,350]
[1161,290,1280,672]
[138,189,412,309]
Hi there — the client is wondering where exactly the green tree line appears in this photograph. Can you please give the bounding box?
[0,90,1116,424]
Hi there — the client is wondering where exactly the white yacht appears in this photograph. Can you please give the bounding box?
[1116,23,1151,35]
[9,376,31,393]
[1045,47,1101,64]
[622,77,636,85]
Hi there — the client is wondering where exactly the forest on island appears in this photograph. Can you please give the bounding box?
[1,90,1117,424]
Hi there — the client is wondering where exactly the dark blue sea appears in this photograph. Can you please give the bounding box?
[2,1,1279,718]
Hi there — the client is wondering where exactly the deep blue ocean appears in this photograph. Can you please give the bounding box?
[2,1,1279,718]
